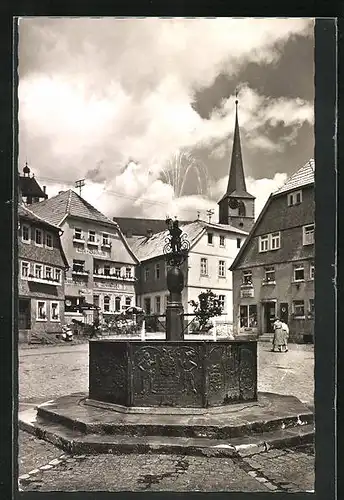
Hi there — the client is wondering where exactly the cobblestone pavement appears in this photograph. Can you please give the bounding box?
[18,439,314,492]
[18,342,314,492]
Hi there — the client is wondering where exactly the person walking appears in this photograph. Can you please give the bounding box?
[281,320,289,352]
[271,318,287,352]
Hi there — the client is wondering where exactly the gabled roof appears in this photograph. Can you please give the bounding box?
[30,190,119,228]
[230,159,315,270]
[128,219,248,262]
[19,175,48,199]
[18,204,61,232]
[113,217,192,236]
[128,221,205,262]
[273,158,315,195]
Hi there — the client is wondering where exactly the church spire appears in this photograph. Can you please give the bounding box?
[226,91,249,197]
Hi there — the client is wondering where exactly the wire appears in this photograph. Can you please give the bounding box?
[33,173,216,216]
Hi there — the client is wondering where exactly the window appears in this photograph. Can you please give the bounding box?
[219,235,225,247]
[310,261,315,280]
[35,264,43,279]
[293,264,305,282]
[303,224,315,245]
[37,301,47,321]
[309,298,315,314]
[115,296,121,311]
[288,190,302,206]
[240,304,257,328]
[264,266,275,283]
[155,296,161,314]
[259,235,269,252]
[46,233,53,248]
[22,224,30,243]
[259,233,280,252]
[238,201,246,216]
[103,295,110,312]
[21,261,29,279]
[51,301,60,321]
[155,263,160,280]
[144,267,150,281]
[55,269,61,283]
[125,296,132,307]
[88,230,96,243]
[200,257,208,276]
[73,260,85,273]
[242,270,252,286]
[126,267,132,278]
[165,295,169,309]
[270,232,281,250]
[207,233,213,245]
[45,266,52,280]
[144,298,151,315]
[218,295,225,312]
[293,300,305,317]
[102,233,109,246]
[35,229,43,246]
[104,264,110,276]
[115,267,121,278]
[237,238,242,249]
[74,228,83,240]
[218,260,226,278]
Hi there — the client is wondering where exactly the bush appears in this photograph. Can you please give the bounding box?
[189,290,223,332]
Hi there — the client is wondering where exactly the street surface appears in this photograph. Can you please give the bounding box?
[18,341,315,492]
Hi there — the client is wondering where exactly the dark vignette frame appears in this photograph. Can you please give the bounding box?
[0,7,338,500]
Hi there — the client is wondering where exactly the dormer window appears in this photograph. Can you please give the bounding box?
[288,190,302,206]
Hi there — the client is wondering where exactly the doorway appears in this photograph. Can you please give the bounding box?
[19,299,31,329]
[262,301,276,333]
[280,302,289,324]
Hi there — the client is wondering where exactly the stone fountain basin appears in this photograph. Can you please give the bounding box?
[89,338,257,408]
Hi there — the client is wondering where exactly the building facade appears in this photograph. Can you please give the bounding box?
[129,220,248,322]
[30,190,139,323]
[18,205,68,342]
[230,160,315,343]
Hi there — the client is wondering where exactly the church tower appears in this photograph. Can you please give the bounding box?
[218,96,255,232]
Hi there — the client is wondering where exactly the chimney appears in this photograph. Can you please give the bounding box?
[43,186,46,193]
[147,229,153,238]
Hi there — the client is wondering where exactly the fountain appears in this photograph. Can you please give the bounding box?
[19,217,314,456]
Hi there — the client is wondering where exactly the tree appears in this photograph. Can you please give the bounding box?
[189,289,223,331]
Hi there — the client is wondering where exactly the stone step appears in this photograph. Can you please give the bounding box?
[19,407,314,457]
[34,393,314,440]
[258,334,274,342]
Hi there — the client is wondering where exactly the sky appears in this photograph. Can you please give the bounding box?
[18,17,314,221]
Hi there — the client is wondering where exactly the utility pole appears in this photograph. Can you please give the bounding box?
[206,209,214,223]
[75,179,85,197]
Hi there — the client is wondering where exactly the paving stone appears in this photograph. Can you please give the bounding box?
[40,464,53,471]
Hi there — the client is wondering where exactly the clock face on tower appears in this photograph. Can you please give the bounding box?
[228,198,239,209]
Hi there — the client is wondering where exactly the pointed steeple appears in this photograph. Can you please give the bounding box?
[225,93,253,199]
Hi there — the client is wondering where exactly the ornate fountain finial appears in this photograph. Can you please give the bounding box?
[164,217,190,267]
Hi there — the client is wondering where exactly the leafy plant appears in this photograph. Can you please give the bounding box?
[189,289,223,331]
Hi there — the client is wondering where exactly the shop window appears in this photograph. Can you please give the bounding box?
[240,304,257,328]
[37,301,47,321]
[51,302,60,321]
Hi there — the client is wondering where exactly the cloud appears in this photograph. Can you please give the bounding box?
[18,18,313,220]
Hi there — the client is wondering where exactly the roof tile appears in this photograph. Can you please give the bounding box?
[273,159,315,195]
